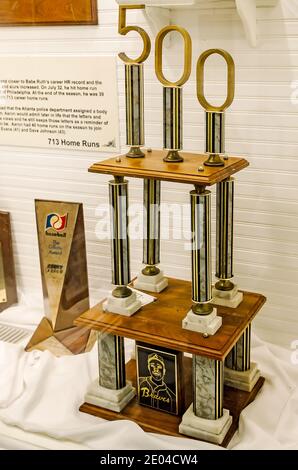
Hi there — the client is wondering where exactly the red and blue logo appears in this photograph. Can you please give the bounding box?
[45,213,68,233]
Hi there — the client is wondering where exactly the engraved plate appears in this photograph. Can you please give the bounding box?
[136,342,183,416]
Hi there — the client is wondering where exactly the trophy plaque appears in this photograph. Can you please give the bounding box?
[136,342,183,416]
[25,200,96,356]
[0,212,17,313]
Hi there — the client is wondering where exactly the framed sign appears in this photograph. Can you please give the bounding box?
[0,1,98,26]
[0,212,17,313]
[0,56,120,153]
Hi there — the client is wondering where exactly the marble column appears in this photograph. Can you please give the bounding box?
[84,333,135,412]
[179,355,232,444]
[98,333,126,390]
[193,356,224,420]
[225,324,260,392]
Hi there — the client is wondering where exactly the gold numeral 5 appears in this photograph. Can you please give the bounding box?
[118,5,151,64]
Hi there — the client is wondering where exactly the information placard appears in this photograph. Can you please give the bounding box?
[0,56,120,153]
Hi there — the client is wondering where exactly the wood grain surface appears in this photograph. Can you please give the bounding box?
[0,0,98,26]
[75,278,266,361]
[89,149,249,187]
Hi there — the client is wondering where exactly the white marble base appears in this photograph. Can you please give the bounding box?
[224,362,260,392]
[133,270,168,293]
[105,291,142,316]
[179,405,232,445]
[212,285,243,309]
[182,309,222,335]
[85,379,135,413]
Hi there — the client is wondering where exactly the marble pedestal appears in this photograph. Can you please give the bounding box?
[105,291,142,316]
[179,405,232,445]
[224,362,260,392]
[182,309,222,335]
[212,284,243,309]
[134,270,168,293]
[85,379,135,413]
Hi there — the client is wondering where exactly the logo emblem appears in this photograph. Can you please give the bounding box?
[45,213,68,233]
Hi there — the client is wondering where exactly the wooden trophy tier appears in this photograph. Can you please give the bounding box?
[88,150,249,186]
[75,278,265,361]
[76,278,266,447]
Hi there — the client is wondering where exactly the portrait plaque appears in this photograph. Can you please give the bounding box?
[25,200,96,356]
[0,212,18,313]
[136,342,183,416]
[0,1,98,26]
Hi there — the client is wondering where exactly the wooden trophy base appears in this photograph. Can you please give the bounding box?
[80,358,264,448]
[76,277,266,447]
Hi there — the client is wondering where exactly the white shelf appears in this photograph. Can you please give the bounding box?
[116,0,279,47]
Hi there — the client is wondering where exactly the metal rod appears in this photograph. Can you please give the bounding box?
[225,324,251,372]
[142,179,161,276]
[163,86,183,162]
[125,63,145,158]
[215,177,235,291]
[190,187,213,315]
[109,177,131,296]
[204,111,225,167]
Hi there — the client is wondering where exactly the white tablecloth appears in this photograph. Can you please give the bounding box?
[0,294,297,450]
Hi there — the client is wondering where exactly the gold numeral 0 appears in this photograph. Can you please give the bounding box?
[118,5,151,64]
[155,26,192,87]
[197,49,235,112]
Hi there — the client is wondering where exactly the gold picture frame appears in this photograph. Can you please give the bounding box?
[0,0,98,26]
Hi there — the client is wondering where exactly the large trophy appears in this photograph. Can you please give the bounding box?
[75,4,266,447]
[25,200,96,356]
[0,212,17,313]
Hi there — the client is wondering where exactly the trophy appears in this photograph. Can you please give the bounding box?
[0,212,17,313]
[25,200,96,356]
[77,5,265,447]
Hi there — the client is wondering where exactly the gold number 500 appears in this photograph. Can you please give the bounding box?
[118,6,235,110]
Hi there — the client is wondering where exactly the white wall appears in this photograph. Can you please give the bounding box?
[0,0,297,347]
